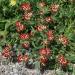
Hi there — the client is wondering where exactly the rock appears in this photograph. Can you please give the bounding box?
[10,72,14,75]
[43,70,55,75]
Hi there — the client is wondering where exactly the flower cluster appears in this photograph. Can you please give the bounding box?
[1,0,73,70]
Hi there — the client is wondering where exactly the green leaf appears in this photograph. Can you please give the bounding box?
[66,53,75,63]
[68,33,75,42]
[0,46,2,52]
[0,22,6,31]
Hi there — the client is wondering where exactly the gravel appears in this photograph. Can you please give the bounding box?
[0,62,70,75]
[0,53,72,75]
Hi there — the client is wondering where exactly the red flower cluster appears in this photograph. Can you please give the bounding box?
[23,55,29,62]
[23,12,33,20]
[16,21,26,32]
[17,54,29,63]
[39,48,52,65]
[45,17,53,23]
[21,2,31,11]
[39,48,52,56]
[50,4,59,12]
[39,55,48,65]
[2,46,11,58]
[35,25,47,31]
[58,55,68,66]
[38,2,45,8]
[19,33,29,40]
[17,54,23,62]
[22,42,30,49]
[59,35,69,45]
[46,30,54,41]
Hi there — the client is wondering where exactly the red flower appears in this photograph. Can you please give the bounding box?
[23,54,29,62]
[16,21,21,27]
[46,30,54,41]
[51,4,59,12]
[2,47,10,58]
[45,17,53,23]
[22,42,30,49]
[38,2,45,7]
[23,12,32,20]
[17,54,23,62]
[16,21,26,32]
[20,2,31,11]
[16,25,25,32]
[58,55,68,66]
[19,33,29,40]
[59,35,69,45]
[39,56,48,65]
[36,25,47,31]
[39,48,52,56]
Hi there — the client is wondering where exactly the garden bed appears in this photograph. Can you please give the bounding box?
[0,0,75,75]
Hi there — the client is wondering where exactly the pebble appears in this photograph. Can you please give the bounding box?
[10,72,14,75]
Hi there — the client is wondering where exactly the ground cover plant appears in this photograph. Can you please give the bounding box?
[0,0,75,74]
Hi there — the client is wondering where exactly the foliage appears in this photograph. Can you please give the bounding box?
[0,0,75,73]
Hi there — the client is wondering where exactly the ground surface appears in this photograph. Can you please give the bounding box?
[0,53,73,75]
[0,62,69,75]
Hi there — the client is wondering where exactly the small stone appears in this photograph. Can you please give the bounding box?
[10,72,14,74]
[14,73,18,75]
[13,69,18,73]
